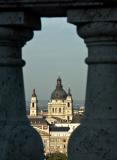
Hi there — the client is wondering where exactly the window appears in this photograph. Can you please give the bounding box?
[59,108,61,113]
[43,126,48,130]
[38,125,42,129]
[63,144,66,148]
[67,116,70,121]
[50,138,55,142]
[68,102,70,107]
[55,108,57,113]
[32,102,34,107]
[52,108,54,112]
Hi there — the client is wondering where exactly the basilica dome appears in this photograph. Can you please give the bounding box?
[51,77,67,100]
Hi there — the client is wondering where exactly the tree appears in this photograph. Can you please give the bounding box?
[46,152,67,160]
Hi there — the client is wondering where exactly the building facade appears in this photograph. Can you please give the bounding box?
[29,117,50,155]
[47,77,73,124]
[29,117,79,155]
[28,86,80,155]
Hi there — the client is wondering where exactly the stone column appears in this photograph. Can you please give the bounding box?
[67,8,117,160]
[0,12,44,160]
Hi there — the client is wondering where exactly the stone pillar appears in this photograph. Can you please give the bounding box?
[67,8,117,160]
[0,12,44,160]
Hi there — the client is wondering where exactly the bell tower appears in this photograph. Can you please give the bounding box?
[30,89,38,116]
[66,88,73,122]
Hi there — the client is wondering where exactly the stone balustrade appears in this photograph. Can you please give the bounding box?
[0,1,117,160]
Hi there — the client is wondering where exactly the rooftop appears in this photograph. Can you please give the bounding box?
[29,117,49,125]
[50,126,70,132]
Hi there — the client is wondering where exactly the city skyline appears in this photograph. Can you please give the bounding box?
[23,18,87,102]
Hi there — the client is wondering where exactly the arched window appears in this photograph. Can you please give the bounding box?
[59,108,61,113]
[55,108,57,113]
[52,108,54,113]
[68,102,70,107]
[67,116,70,121]
[32,102,34,107]
[64,144,66,148]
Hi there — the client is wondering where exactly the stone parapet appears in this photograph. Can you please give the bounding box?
[67,7,117,160]
[0,0,112,17]
[0,12,44,160]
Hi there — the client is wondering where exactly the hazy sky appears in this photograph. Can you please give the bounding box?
[23,18,88,102]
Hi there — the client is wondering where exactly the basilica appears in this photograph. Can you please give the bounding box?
[30,77,73,123]
[47,77,73,124]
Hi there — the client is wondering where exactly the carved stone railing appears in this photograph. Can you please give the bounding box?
[0,1,117,160]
